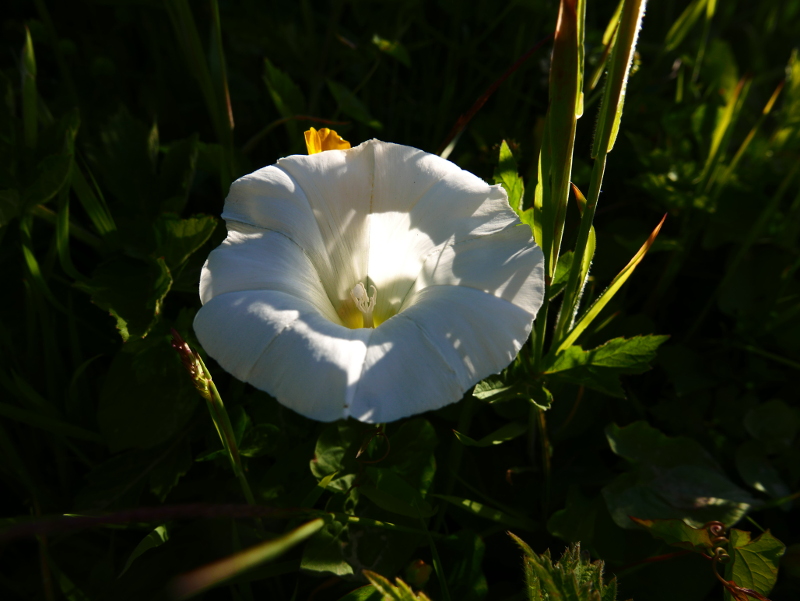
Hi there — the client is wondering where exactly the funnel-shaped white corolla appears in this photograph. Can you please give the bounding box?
[194,140,544,423]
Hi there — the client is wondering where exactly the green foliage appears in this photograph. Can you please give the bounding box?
[603,421,755,528]
[509,537,624,601]
[1,0,798,599]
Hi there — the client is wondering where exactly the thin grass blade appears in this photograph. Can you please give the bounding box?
[171,519,324,599]
[556,214,666,353]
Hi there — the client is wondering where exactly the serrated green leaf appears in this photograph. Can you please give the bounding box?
[363,570,432,601]
[327,79,382,130]
[453,421,527,447]
[493,140,524,215]
[725,529,785,599]
[630,517,715,553]
[544,335,668,398]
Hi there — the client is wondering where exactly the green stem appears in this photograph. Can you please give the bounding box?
[554,153,607,345]
[195,355,257,510]
[433,394,475,532]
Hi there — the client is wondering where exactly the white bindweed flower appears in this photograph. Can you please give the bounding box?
[194,136,545,423]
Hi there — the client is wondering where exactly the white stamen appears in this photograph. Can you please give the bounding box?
[350,282,377,328]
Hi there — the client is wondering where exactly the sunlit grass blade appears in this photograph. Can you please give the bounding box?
[556,214,666,354]
[587,21,618,92]
[171,519,324,599]
[22,26,37,150]
[698,75,752,193]
[664,0,708,52]
[543,0,585,279]
[555,0,647,345]
[710,79,785,202]
[591,0,647,158]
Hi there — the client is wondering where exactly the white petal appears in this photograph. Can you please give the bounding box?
[194,290,370,422]
[348,312,468,423]
[349,285,535,423]
[277,143,374,305]
[408,225,545,316]
[398,285,533,382]
[366,140,520,318]
[199,222,340,325]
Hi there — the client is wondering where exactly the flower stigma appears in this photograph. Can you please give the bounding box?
[350,282,377,328]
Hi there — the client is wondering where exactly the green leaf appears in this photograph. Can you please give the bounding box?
[0,189,20,228]
[472,376,526,403]
[263,58,307,120]
[153,213,217,269]
[453,421,527,447]
[23,109,80,207]
[327,79,383,130]
[157,134,200,213]
[544,335,669,398]
[440,531,487,601]
[724,529,786,599]
[97,337,198,452]
[743,400,798,452]
[82,256,172,339]
[149,437,192,501]
[172,519,325,598]
[372,35,411,67]
[119,525,170,577]
[493,141,524,215]
[432,495,537,532]
[547,486,600,545]
[602,421,755,529]
[629,517,715,553]
[309,421,365,493]
[548,251,574,300]
[361,467,435,519]
[735,440,790,500]
[300,515,353,577]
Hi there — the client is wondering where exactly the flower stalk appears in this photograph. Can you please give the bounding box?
[171,330,257,509]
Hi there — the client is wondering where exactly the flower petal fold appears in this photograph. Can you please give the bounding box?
[199,222,340,325]
[194,290,370,422]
